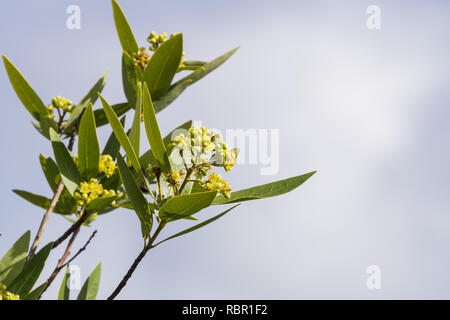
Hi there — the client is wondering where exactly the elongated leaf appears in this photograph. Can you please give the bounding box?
[12,190,74,215]
[117,155,152,236]
[23,282,47,300]
[153,79,192,113]
[173,47,239,87]
[102,116,126,160]
[78,104,100,180]
[39,155,60,192]
[111,0,138,55]
[213,171,316,205]
[64,71,108,135]
[143,33,183,100]
[39,116,59,139]
[99,95,141,172]
[0,231,30,286]
[86,196,117,213]
[183,60,207,67]
[50,129,82,195]
[2,55,48,120]
[122,51,138,105]
[152,47,239,114]
[58,266,70,300]
[8,242,53,297]
[155,204,240,246]
[94,102,131,128]
[159,191,217,222]
[142,83,168,168]
[129,83,142,157]
[77,262,101,300]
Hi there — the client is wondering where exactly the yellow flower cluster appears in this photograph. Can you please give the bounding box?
[171,126,237,172]
[48,96,73,114]
[166,169,184,187]
[147,31,167,51]
[74,178,116,207]
[203,173,231,198]
[0,284,20,300]
[132,48,151,69]
[99,155,116,178]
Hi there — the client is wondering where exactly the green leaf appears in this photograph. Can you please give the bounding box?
[64,71,108,135]
[50,129,82,195]
[117,155,152,236]
[78,104,100,180]
[0,231,30,287]
[152,47,239,114]
[213,171,317,205]
[102,116,126,160]
[8,242,53,297]
[12,190,74,215]
[155,204,240,246]
[94,103,131,128]
[39,155,60,192]
[58,266,70,300]
[77,262,101,300]
[143,33,183,100]
[39,116,59,139]
[153,79,192,113]
[111,0,138,55]
[2,55,48,120]
[86,196,117,213]
[129,83,142,157]
[182,60,207,67]
[99,95,142,172]
[122,51,138,105]
[159,191,218,222]
[23,282,47,300]
[142,82,168,168]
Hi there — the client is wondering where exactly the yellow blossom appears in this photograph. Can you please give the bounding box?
[74,178,116,207]
[99,155,116,177]
[203,173,231,198]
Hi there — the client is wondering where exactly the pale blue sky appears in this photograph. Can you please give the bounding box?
[1,0,450,299]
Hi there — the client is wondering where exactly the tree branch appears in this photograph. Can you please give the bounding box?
[107,222,166,300]
[26,131,77,263]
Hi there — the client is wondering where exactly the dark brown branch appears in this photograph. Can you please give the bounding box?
[52,208,87,249]
[107,222,166,300]
[39,225,81,298]
[61,230,97,270]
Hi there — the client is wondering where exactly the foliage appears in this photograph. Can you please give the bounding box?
[0,0,315,300]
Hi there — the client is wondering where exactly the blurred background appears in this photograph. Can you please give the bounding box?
[1,0,450,299]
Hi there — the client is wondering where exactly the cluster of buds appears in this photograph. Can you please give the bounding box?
[170,126,238,198]
[74,178,117,207]
[132,47,151,69]
[47,96,73,117]
[98,155,117,178]
[203,172,231,198]
[0,284,20,300]
[147,31,167,51]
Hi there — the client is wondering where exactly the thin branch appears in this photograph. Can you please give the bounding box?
[61,230,97,270]
[52,207,86,249]
[26,129,78,263]
[39,224,81,298]
[107,222,166,300]
[27,181,65,263]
